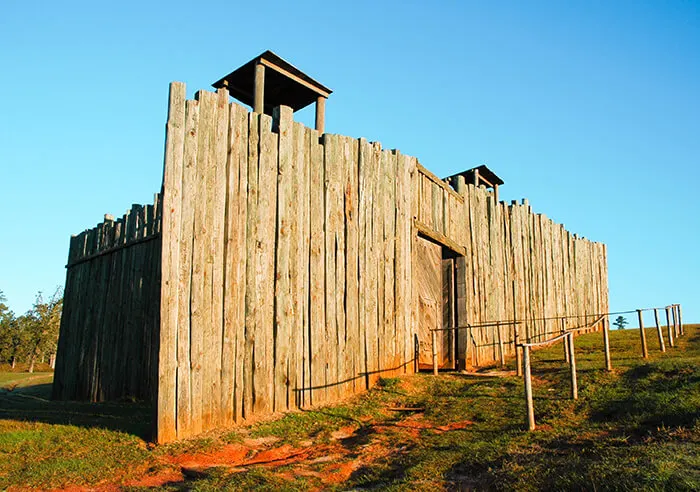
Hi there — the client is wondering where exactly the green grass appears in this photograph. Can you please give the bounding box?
[0,371,53,389]
[0,376,154,489]
[0,325,697,490]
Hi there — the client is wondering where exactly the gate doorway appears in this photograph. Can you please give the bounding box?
[414,235,464,370]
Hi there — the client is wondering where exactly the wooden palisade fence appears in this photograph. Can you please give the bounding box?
[53,82,609,443]
[52,197,162,402]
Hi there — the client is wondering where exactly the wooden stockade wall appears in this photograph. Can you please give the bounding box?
[157,84,415,442]
[156,82,608,442]
[52,196,162,402]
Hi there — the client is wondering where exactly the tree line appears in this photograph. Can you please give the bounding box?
[0,288,62,372]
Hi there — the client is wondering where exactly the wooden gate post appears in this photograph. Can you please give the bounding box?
[561,317,569,363]
[568,333,578,400]
[665,306,675,348]
[637,309,648,358]
[431,329,438,376]
[514,328,522,377]
[512,282,521,376]
[523,345,535,431]
[677,304,684,336]
[602,315,612,371]
[653,308,666,352]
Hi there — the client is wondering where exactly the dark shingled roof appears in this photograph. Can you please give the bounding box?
[445,165,504,188]
[212,50,332,115]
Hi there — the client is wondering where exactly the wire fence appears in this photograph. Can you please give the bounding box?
[430,303,686,431]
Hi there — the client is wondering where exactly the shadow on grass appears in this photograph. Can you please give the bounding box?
[0,382,152,439]
[588,359,700,432]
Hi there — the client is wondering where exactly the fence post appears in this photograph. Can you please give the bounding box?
[677,304,684,336]
[637,309,648,358]
[602,315,612,371]
[465,324,472,369]
[561,317,569,363]
[665,306,675,348]
[672,305,679,338]
[523,345,535,431]
[432,330,438,376]
[497,321,505,367]
[653,308,666,352]
[568,333,578,400]
[514,328,522,376]
[512,281,521,376]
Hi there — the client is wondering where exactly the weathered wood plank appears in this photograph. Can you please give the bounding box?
[222,101,247,425]
[274,105,293,412]
[190,89,215,435]
[309,128,325,405]
[243,112,260,419]
[177,100,199,439]
[157,81,186,443]
[254,113,278,415]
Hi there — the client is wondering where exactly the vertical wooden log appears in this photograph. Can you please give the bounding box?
[315,96,326,134]
[309,128,325,404]
[254,62,265,114]
[210,89,229,427]
[665,306,675,348]
[561,317,569,363]
[432,329,438,376]
[568,333,578,400]
[273,105,293,412]
[653,308,666,352]
[175,98,199,438]
[602,315,612,371]
[497,321,505,367]
[671,305,679,338]
[243,112,260,419]
[513,281,521,376]
[523,345,535,431]
[677,304,684,336]
[256,113,278,415]
[157,81,186,443]
[637,309,648,359]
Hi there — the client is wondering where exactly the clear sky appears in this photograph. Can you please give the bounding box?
[1,1,698,324]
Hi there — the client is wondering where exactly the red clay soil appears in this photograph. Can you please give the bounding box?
[47,412,474,490]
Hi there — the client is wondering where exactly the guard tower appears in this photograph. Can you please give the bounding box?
[446,165,504,202]
[213,50,333,133]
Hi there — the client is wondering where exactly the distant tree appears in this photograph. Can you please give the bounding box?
[613,315,628,330]
[23,289,63,373]
[0,290,20,366]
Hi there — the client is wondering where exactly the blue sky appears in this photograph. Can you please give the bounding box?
[1,1,698,323]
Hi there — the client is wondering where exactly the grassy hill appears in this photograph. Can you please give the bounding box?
[0,324,697,490]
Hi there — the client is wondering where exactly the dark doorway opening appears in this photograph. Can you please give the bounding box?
[415,234,465,371]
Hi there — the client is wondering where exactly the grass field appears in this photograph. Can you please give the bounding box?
[0,325,697,490]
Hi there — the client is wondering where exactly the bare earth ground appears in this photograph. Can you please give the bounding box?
[0,325,698,491]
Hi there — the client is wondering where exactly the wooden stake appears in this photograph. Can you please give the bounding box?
[497,321,505,367]
[561,317,569,363]
[513,281,521,376]
[523,345,535,431]
[653,308,666,352]
[432,329,438,376]
[315,96,326,134]
[677,304,684,336]
[665,306,675,348]
[672,305,679,338]
[671,304,679,338]
[568,333,577,400]
[602,315,612,371]
[254,62,265,114]
[637,309,648,359]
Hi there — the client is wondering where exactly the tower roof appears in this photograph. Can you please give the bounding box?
[212,50,332,115]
